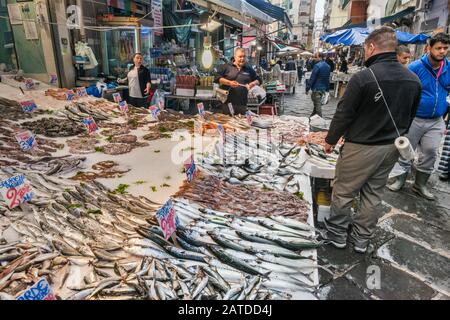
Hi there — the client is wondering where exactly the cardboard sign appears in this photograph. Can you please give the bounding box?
[49,74,58,85]
[197,103,205,117]
[65,90,76,101]
[227,103,234,116]
[76,87,87,97]
[245,111,254,125]
[0,174,34,210]
[24,78,35,90]
[156,199,180,240]
[20,100,37,113]
[184,154,197,183]
[15,131,37,151]
[113,92,122,103]
[82,116,98,135]
[118,100,129,114]
[16,277,55,300]
[149,105,161,120]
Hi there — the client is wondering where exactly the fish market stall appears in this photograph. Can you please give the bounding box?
[0,80,333,300]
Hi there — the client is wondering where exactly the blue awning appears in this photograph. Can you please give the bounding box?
[244,0,293,30]
[321,28,430,46]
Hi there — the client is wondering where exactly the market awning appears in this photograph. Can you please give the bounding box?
[244,0,293,30]
[332,6,415,31]
[321,27,430,46]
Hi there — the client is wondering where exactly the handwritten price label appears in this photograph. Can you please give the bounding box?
[76,87,87,97]
[113,93,122,103]
[228,103,235,116]
[24,79,35,90]
[0,174,34,210]
[20,100,37,113]
[118,100,129,114]
[65,90,76,101]
[49,74,58,85]
[15,131,37,151]
[197,103,205,117]
[245,111,254,125]
[156,199,180,240]
[149,105,161,120]
[82,116,98,135]
[16,278,55,300]
[184,154,197,183]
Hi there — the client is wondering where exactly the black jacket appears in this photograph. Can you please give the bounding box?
[128,64,151,97]
[326,52,422,146]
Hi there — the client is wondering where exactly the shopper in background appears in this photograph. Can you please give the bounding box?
[387,33,450,200]
[320,27,421,253]
[326,56,336,72]
[284,57,297,71]
[396,45,411,65]
[339,57,348,73]
[272,60,283,82]
[297,57,305,84]
[306,52,330,118]
[119,53,151,108]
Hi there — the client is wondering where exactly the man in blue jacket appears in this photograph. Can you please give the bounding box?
[387,33,450,200]
[306,53,331,117]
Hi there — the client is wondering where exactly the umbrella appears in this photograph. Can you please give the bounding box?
[300,51,314,57]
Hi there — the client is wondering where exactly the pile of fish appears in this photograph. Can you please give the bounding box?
[198,130,308,194]
[143,121,195,141]
[174,174,309,221]
[0,97,48,121]
[21,118,85,137]
[45,88,80,101]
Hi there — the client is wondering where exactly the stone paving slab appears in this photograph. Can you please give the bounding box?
[317,245,365,273]
[378,215,450,253]
[376,238,450,294]
[345,260,437,300]
[316,276,372,300]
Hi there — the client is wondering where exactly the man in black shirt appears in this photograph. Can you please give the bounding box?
[215,48,261,115]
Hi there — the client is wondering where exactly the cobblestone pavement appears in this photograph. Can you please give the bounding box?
[284,82,450,300]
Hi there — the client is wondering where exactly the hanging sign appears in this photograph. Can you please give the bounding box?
[0,174,34,210]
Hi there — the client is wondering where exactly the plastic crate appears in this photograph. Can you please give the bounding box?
[259,104,277,116]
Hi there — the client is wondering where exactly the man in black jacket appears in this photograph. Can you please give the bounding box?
[319,27,422,253]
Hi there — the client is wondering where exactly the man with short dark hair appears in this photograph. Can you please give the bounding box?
[320,26,422,253]
[396,45,411,65]
[306,53,330,117]
[387,33,450,200]
[285,57,297,71]
[215,48,261,115]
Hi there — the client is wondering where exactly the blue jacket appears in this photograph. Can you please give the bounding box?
[408,54,450,119]
[307,60,330,92]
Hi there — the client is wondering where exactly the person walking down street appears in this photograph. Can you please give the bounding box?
[387,33,450,200]
[320,27,422,253]
[214,48,261,115]
[326,56,336,72]
[396,45,411,65]
[120,53,151,108]
[285,57,297,71]
[339,57,348,73]
[297,57,305,84]
[306,53,330,118]
[260,57,268,71]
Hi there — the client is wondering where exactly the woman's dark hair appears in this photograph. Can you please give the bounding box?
[131,53,143,61]
[429,33,450,48]
[276,60,282,66]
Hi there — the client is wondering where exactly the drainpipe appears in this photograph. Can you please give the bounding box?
[76,0,86,42]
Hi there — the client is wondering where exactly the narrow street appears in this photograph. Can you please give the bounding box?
[284,82,450,300]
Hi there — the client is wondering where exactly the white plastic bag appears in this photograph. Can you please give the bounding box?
[321,91,330,105]
[248,85,266,99]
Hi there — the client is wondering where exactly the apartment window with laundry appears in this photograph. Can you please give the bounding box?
[0,1,18,71]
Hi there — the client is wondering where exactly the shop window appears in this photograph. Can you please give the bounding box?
[0,1,18,71]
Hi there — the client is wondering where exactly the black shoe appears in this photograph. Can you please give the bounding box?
[438,173,449,181]
[348,236,368,254]
[317,229,347,249]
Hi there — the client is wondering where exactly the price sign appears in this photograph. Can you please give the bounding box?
[15,131,37,151]
[0,174,34,210]
[118,100,129,114]
[65,90,76,101]
[24,78,35,90]
[217,124,225,142]
[197,103,205,117]
[228,103,235,116]
[113,92,122,103]
[149,105,161,120]
[76,87,87,97]
[82,116,98,135]
[16,277,55,300]
[20,100,37,113]
[156,199,180,240]
[49,74,58,85]
[245,111,254,125]
[184,154,197,183]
